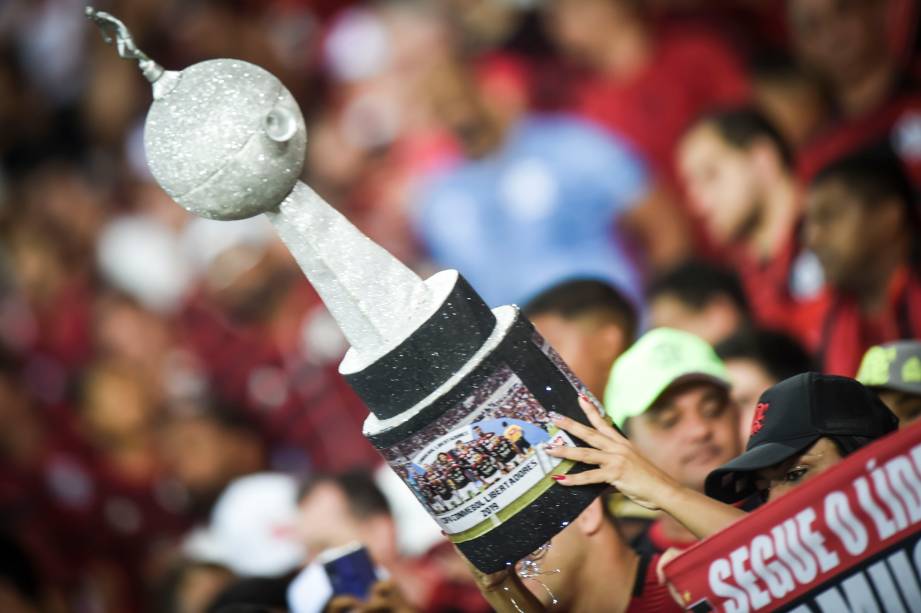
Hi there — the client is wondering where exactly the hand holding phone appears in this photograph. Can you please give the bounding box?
[319,542,379,600]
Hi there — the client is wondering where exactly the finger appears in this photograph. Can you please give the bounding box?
[578,395,627,442]
[545,445,612,466]
[368,580,395,599]
[326,595,363,613]
[365,586,398,613]
[549,412,615,451]
[550,468,611,486]
[656,547,683,585]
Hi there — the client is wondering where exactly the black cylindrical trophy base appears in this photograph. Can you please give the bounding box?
[357,274,608,572]
[343,274,496,419]
[457,474,602,572]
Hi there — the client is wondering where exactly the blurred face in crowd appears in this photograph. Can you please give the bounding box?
[530,311,628,399]
[377,0,453,76]
[753,71,828,148]
[82,363,156,445]
[0,375,42,467]
[875,390,921,426]
[626,381,740,492]
[545,0,639,69]
[297,481,398,566]
[206,245,297,324]
[649,293,743,346]
[425,65,506,159]
[755,437,842,502]
[94,295,172,372]
[679,124,772,246]
[803,179,902,291]
[723,358,778,445]
[0,582,40,613]
[298,481,360,558]
[158,414,264,508]
[9,228,67,307]
[787,0,888,88]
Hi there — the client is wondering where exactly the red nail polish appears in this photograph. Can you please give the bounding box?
[551,475,566,481]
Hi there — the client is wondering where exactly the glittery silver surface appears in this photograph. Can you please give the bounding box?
[362,306,513,437]
[342,271,496,419]
[267,182,438,360]
[144,59,306,220]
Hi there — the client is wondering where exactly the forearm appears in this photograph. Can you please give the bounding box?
[477,573,546,613]
[656,484,747,540]
[543,405,747,541]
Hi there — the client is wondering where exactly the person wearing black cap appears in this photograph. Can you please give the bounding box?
[548,372,900,542]
[705,372,900,504]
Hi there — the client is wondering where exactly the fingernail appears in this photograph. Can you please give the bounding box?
[579,393,589,401]
[548,411,562,421]
[551,475,566,481]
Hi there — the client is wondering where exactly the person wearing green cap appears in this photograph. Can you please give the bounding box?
[564,328,742,555]
[857,340,921,426]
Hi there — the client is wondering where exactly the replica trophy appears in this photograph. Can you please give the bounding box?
[86,8,606,572]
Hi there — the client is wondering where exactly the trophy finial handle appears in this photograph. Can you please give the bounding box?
[85,6,164,83]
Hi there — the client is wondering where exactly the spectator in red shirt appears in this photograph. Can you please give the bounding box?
[789,0,921,186]
[678,107,825,331]
[750,52,830,149]
[802,144,921,375]
[543,0,750,188]
[788,0,905,119]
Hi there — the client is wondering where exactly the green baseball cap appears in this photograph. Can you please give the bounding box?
[856,341,921,396]
[604,328,730,429]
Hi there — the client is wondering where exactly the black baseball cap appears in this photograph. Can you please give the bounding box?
[705,372,898,503]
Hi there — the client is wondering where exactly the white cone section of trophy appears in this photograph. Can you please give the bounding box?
[144,59,307,221]
[267,182,440,363]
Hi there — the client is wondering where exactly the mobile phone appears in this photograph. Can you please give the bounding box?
[318,542,378,599]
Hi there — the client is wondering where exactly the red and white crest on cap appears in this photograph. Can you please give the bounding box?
[750,402,769,435]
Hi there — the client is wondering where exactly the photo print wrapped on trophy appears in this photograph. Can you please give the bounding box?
[85,6,610,572]
[378,330,593,541]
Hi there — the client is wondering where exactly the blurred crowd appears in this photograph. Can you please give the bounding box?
[0,0,920,611]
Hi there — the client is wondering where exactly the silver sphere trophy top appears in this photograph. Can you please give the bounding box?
[87,7,607,572]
